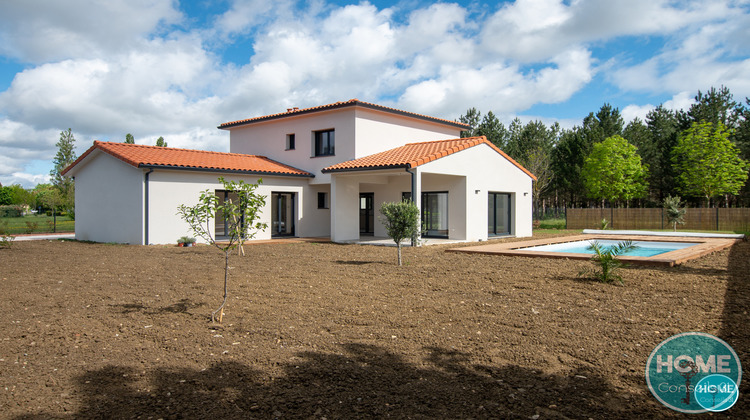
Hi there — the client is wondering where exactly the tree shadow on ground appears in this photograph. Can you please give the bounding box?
[719,240,750,414]
[110,298,205,315]
[16,342,657,419]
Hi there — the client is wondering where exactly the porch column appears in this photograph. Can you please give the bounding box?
[330,175,360,242]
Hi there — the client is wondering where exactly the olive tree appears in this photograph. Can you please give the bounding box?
[379,200,420,266]
[177,177,267,322]
[663,195,686,231]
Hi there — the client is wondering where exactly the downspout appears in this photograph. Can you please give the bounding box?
[406,166,419,247]
[144,168,154,245]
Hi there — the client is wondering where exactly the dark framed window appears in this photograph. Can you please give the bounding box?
[314,129,335,156]
[317,192,328,209]
[488,192,511,236]
[286,133,295,150]
[402,192,412,201]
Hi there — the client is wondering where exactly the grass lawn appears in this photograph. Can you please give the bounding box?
[0,214,74,234]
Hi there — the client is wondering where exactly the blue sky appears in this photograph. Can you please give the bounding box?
[1,0,749,187]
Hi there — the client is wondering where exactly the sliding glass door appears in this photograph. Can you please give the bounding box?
[422,192,448,238]
[272,192,295,236]
[488,192,511,236]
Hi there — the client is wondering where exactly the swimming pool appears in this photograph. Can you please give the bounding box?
[448,233,743,266]
[519,239,697,257]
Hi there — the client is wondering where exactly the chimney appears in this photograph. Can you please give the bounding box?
[293,107,299,111]
[286,108,293,112]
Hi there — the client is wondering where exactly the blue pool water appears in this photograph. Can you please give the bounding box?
[519,239,697,257]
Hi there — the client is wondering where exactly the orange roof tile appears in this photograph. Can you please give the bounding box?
[322,136,537,180]
[62,141,314,177]
[219,99,470,130]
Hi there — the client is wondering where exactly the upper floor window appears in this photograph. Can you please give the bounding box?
[314,129,335,157]
[286,133,295,150]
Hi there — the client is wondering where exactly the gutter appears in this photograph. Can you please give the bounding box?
[144,168,154,245]
[139,164,314,178]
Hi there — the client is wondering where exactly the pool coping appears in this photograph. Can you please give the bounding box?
[447,234,743,267]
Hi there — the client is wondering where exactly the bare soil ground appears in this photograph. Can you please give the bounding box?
[1,232,748,419]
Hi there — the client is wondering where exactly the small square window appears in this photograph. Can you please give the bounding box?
[286,133,295,150]
[317,192,329,209]
[402,192,412,202]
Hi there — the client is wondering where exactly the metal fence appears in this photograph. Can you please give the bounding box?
[566,208,750,232]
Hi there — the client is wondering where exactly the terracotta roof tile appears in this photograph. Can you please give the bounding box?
[322,136,536,180]
[62,141,314,177]
[219,99,470,130]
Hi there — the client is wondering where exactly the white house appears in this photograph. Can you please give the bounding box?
[63,99,535,245]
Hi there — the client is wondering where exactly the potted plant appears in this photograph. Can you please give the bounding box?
[180,236,196,247]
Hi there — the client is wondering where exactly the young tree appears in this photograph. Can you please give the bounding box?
[672,122,749,206]
[156,136,168,147]
[125,133,135,144]
[663,195,686,231]
[581,135,649,207]
[379,200,420,266]
[50,128,77,214]
[177,177,267,322]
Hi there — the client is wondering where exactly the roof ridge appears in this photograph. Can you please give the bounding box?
[404,136,485,146]
[219,99,470,130]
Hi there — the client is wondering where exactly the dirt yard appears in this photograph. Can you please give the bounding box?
[1,233,748,419]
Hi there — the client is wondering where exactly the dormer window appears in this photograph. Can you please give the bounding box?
[286,133,295,150]
[314,129,335,157]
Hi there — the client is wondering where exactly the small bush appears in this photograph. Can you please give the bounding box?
[579,240,636,285]
[24,221,39,234]
[0,205,24,217]
[0,221,14,248]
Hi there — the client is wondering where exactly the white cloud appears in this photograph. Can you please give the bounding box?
[0,0,749,188]
[0,0,182,63]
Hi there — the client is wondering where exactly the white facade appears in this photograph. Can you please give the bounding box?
[327,143,533,243]
[67,101,534,245]
[226,106,462,185]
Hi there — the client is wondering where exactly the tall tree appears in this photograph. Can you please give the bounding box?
[581,135,648,207]
[646,105,680,200]
[672,121,749,206]
[678,86,740,131]
[477,111,508,149]
[155,136,168,147]
[50,128,77,212]
[458,108,481,137]
[125,133,135,144]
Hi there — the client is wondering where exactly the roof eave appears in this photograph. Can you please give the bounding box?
[139,164,315,178]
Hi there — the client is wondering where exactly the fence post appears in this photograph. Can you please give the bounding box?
[610,207,614,230]
[717,206,720,231]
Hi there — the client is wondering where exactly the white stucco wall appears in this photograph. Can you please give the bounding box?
[226,108,357,185]
[225,106,464,185]
[420,143,534,240]
[146,170,316,244]
[71,151,145,244]
[352,108,462,158]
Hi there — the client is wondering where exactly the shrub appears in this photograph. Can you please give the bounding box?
[0,205,24,217]
[0,221,14,249]
[24,221,39,234]
[579,240,636,285]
